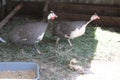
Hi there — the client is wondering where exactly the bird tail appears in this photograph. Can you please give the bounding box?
[0,37,6,43]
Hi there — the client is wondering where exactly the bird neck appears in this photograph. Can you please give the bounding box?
[83,20,92,28]
[86,19,92,25]
[48,19,56,26]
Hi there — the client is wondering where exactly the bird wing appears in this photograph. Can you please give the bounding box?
[18,22,48,41]
[60,21,86,36]
[9,22,48,44]
[52,23,66,37]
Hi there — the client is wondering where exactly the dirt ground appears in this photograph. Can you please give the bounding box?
[38,60,120,80]
[0,70,36,79]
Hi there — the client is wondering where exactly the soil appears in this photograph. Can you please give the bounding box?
[0,70,36,79]
[33,59,120,80]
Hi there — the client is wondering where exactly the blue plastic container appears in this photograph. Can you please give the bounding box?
[0,62,40,80]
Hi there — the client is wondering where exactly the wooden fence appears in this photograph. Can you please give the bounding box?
[0,0,120,27]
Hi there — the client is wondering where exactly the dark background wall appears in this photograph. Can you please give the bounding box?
[0,0,120,27]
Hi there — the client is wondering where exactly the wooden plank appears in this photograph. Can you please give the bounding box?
[48,3,120,27]
[49,3,120,17]
[10,1,44,17]
[4,1,120,27]
[55,12,120,27]
[53,0,120,5]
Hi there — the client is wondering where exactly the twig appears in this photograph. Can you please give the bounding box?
[0,2,23,29]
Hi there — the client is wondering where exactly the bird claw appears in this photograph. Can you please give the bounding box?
[36,49,42,54]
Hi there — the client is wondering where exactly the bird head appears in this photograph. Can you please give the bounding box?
[90,13,100,21]
[47,10,58,20]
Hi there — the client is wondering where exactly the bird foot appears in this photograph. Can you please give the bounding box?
[34,44,43,54]
[36,49,42,54]
[68,39,73,47]
[56,38,60,45]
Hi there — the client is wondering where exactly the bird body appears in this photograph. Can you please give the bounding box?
[53,21,85,37]
[9,21,48,45]
[69,25,86,39]
[52,13,100,46]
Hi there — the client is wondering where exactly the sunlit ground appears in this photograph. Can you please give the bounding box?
[94,27,120,62]
[76,27,120,80]
[76,61,120,80]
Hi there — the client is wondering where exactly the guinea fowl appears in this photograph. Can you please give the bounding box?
[52,13,100,46]
[8,11,57,54]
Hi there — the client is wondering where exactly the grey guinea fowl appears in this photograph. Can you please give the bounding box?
[8,11,57,54]
[52,13,100,46]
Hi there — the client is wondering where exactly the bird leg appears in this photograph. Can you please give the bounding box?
[34,44,42,54]
[56,37,60,44]
[68,39,72,47]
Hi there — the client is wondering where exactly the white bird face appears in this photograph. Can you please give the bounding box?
[90,13,100,21]
[47,10,58,20]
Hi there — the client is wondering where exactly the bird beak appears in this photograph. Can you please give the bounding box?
[97,16,100,20]
[94,13,100,20]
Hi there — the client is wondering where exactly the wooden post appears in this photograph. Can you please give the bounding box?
[43,0,53,19]
[0,0,4,19]
[6,0,12,14]
[0,2,23,30]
